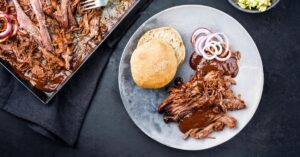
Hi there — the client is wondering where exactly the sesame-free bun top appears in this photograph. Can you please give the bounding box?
[137,27,185,65]
[130,40,178,88]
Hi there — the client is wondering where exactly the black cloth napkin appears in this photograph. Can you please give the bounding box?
[0,44,114,146]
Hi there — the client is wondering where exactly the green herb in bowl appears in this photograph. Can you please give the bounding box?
[237,0,272,12]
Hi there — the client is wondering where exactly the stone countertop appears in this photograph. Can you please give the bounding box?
[1,0,300,156]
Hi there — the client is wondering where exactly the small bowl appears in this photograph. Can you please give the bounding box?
[228,0,280,13]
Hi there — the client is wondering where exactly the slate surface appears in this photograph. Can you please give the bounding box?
[0,0,299,156]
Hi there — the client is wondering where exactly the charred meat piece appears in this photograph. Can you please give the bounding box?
[67,2,77,27]
[53,0,69,28]
[60,0,69,28]
[50,0,77,29]
[29,0,53,51]
[12,0,42,46]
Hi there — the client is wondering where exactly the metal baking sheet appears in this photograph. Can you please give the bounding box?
[0,0,152,104]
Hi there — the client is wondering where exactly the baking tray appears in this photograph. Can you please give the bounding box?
[0,0,152,104]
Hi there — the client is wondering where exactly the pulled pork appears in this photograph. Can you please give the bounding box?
[158,69,245,139]
[0,0,135,92]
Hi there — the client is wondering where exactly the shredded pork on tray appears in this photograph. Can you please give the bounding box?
[0,0,135,92]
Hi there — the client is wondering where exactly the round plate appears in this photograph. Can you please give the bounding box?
[119,5,264,150]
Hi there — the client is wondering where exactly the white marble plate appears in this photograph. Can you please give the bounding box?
[118,5,264,150]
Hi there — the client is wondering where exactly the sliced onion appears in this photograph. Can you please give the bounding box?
[206,33,229,54]
[207,41,223,55]
[0,12,12,39]
[191,27,212,45]
[201,43,218,60]
[194,35,207,56]
[209,33,224,43]
[0,36,9,43]
[204,33,230,59]
[216,49,232,61]
[192,27,232,61]
[9,14,19,36]
[218,33,229,55]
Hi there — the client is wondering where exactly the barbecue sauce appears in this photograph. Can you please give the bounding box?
[189,52,239,77]
[178,107,222,133]
[177,52,240,134]
[12,66,67,92]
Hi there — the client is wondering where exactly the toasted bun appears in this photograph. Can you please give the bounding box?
[130,40,177,88]
[137,27,185,65]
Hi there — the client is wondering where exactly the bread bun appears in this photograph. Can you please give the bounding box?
[137,27,185,65]
[130,40,177,88]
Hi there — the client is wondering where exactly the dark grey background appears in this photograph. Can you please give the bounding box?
[0,0,299,156]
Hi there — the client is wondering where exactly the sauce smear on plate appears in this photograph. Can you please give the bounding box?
[179,107,222,133]
[189,52,239,77]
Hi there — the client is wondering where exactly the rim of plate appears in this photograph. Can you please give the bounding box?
[118,5,264,151]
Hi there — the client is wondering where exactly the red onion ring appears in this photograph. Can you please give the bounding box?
[0,12,12,39]
[191,27,212,45]
[0,36,9,43]
[207,41,223,55]
[9,14,19,36]
[202,43,218,60]
[216,49,232,61]
[207,33,229,54]
[192,28,232,61]
[194,35,207,56]
[195,38,217,60]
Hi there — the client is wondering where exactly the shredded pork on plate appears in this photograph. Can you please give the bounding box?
[158,69,246,139]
